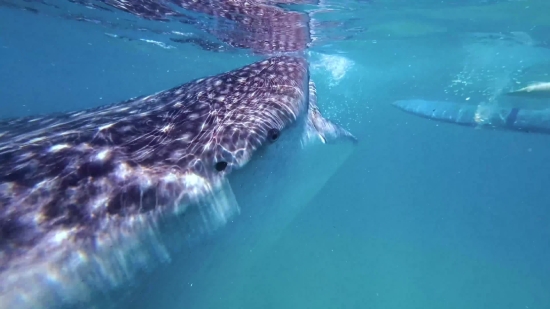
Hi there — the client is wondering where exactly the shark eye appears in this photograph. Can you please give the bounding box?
[214,161,228,172]
[267,128,280,142]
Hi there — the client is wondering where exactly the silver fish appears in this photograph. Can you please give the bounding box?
[392,99,550,135]
[505,82,550,99]
[0,55,356,309]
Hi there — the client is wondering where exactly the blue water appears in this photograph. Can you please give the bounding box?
[1,0,550,308]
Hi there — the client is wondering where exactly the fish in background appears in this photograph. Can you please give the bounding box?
[392,99,550,135]
[0,56,357,309]
[392,32,550,136]
[505,82,550,99]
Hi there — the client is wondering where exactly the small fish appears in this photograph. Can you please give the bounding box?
[392,99,550,135]
[505,82,550,99]
[0,56,356,309]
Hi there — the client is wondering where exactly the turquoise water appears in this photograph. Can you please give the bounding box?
[1,0,550,308]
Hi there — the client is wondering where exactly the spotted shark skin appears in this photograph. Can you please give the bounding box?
[0,56,356,309]
[119,0,312,54]
[6,0,365,56]
[2,0,310,54]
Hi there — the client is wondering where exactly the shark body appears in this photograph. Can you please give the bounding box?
[0,55,356,309]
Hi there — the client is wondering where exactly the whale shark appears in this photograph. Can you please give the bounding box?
[0,55,356,309]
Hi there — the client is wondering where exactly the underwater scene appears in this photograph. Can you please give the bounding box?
[1,0,549,308]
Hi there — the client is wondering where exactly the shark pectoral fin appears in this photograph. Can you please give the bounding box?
[302,81,358,146]
[306,111,358,145]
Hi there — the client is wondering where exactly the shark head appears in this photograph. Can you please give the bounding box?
[0,55,356,309]
[0,56,309,224]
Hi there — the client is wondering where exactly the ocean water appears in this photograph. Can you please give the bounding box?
[1,0,550,309]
